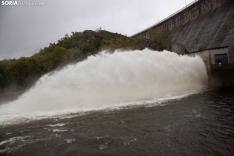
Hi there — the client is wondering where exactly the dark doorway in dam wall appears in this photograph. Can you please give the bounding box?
[215,54,228,65]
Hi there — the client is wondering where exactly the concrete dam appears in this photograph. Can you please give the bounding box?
[131,0,234,88]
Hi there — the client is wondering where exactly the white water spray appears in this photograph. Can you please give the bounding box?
[0,49,208,123]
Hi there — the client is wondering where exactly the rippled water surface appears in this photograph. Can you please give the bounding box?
[0,89,234,156]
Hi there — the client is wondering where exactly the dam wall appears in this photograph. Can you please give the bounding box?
[131,0,234,87]
[169,0,234,57]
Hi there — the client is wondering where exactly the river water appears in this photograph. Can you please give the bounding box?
[0,50,233,155]
[0,89,234,156]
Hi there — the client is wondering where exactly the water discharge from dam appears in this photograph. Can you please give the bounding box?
[0,49,208,125]
[1,49,234,156]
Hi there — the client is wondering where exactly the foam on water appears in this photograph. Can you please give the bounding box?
[47,123,66,127]
[0,49,208,125]
[0,136,31,154]
[52,129,68,132]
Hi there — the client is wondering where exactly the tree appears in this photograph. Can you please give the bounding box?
[149,29,170,51]
[101,38,140,51]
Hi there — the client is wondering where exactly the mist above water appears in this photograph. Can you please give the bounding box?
[0,49,208,120]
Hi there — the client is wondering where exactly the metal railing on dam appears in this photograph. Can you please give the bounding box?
[131,0,229,39]
[130,0,198,37]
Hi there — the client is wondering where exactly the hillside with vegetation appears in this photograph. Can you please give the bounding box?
[0,29,170,95]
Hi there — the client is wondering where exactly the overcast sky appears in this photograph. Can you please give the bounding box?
[0,0,194,60]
